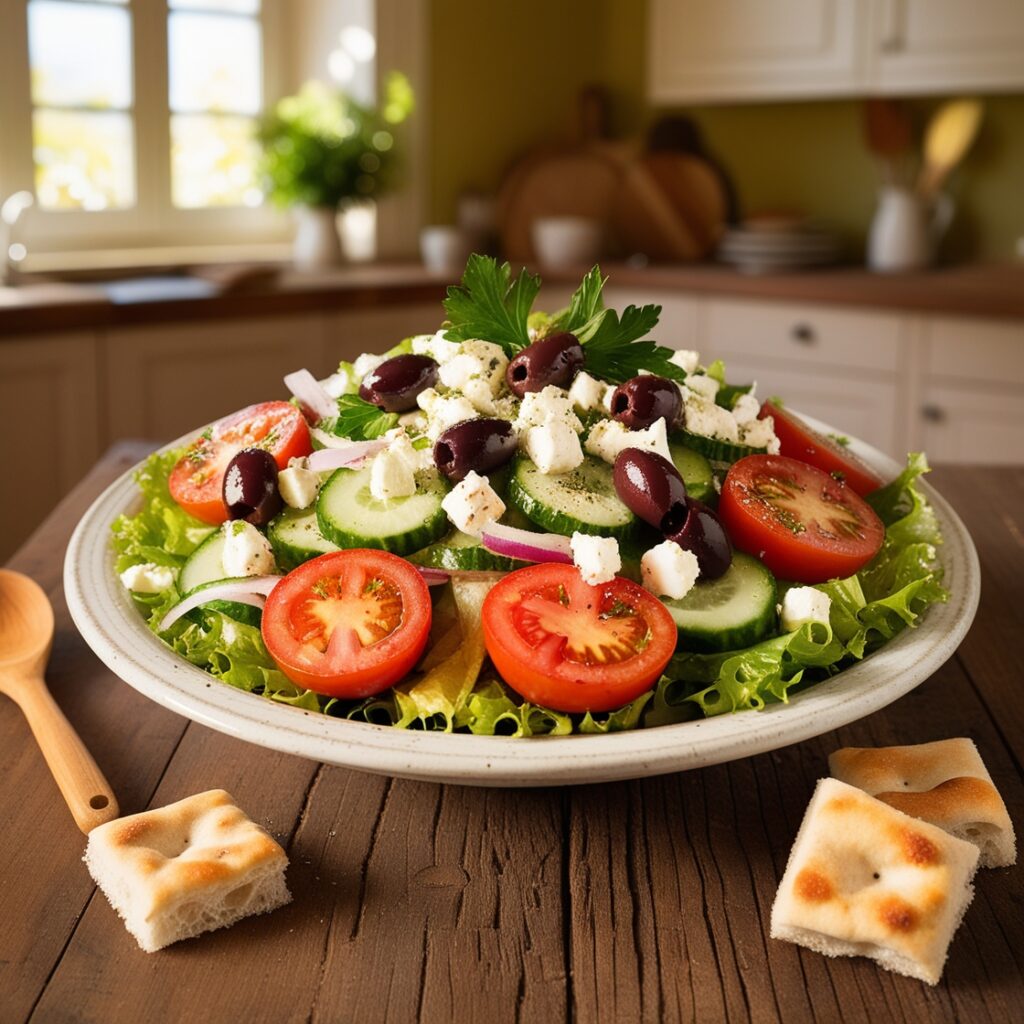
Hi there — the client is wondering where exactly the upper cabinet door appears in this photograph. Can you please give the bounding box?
[871,0,1024,94]
[648,0,870,103]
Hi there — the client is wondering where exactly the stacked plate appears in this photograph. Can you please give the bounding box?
[717,220,842,274]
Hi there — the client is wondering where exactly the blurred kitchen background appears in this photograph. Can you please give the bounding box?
[2,0,1024,561]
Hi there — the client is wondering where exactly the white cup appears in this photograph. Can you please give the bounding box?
[532,216,604,269]
[420,225,473,275]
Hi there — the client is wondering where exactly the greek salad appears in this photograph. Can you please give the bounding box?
[112,257,947,736]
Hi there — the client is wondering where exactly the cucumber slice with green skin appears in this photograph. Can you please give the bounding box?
[508,455,638,540]
[316,465,450,556]
[669,443,716,505]
[268,505,340,571]
[671,428,766,465]
[177,532,264,626]
[662,552,778,653]
[408,529,524,571]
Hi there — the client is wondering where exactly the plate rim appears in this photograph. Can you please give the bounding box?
[63,416,980,787]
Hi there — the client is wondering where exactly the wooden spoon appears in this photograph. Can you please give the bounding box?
[0,569,119,833]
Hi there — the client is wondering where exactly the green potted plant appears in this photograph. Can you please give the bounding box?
[258,73,413,268]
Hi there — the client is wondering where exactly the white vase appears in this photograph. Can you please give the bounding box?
[867,187,954,273]
[292,205,343,269]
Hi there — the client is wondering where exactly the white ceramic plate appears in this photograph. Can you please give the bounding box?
[64,419,979,787]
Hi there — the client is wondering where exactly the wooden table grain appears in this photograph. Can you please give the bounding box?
[2,445,1021,1024]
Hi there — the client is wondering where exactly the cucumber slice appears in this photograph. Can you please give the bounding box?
[177,531,263,626]
[662,552,778,653]
[268,506,340,571]
[408,529,523,571]
[671,428,766,465]
[669,443,715,505]
[508,455,637,540]
[316,466,450,556]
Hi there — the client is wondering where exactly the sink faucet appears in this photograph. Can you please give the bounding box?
[1,191,34,286]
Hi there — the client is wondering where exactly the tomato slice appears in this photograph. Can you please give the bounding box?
[169,401,312,524]
[261,550,431,698]
[482,563,677,713]
[760,401,884,497]
[718,455,885,584]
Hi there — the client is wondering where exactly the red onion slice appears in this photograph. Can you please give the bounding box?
[158,576,282,633]
[284,368,337,423]
[416,566,450,587]
[307,441,388,472]
[480,522,573,564]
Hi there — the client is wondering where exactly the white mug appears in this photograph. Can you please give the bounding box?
[532,216,604,269]
[867,186,954,273]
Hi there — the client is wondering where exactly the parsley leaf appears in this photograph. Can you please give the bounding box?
[328,395,398,440]
[575,303,686,384]
[442,254,540,355]
[554,265,606,333]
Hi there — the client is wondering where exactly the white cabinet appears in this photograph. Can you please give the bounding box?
[648,0,1024,101]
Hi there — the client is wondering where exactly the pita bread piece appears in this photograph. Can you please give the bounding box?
[85,789,290,952]
[830,738,1016,868]
[771,778,979,985]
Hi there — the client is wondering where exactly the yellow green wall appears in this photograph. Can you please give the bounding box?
[428,1,1024,261]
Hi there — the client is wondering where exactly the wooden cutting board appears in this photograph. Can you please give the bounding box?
[641,152,728,255]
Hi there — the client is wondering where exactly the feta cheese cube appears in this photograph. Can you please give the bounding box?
[278,462,321,509]
[568,371,607,413]
[741,415,780,453]
[221,521,277,578]
[682,394,740,443]
[731,392,761,426]
[600,385,615,415]
[584,417,672,465]
[370,445,417,501]
[416,387,442,415]
[641,541,700,600]
[523,419,584,474]
[119,562,175,594]
[780,586,832,632]
[440,470,505,536]
[570,533,621,586]
[425,395,478,440]
[669,349,700,375]
[398,410,427,432]
[461,376,498,415]
[320,366,356,398]
[684,374,720,400]
[411,331,461,365]
[515,385,582,434]
[438,353,482,391]
[353,352,385,378]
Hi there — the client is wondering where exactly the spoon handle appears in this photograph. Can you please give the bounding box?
[9,674,119,833]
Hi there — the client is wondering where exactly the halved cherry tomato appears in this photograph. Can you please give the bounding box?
[169,401,312,524]
[261,550,431,698]
[482,563,677,713]
[719,455,885,584]
[760,401,884,497]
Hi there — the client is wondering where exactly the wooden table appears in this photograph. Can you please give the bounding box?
[2,445,1022,1024]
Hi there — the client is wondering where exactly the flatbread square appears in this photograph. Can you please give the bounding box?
[771,778,979,985]
[829,738,1016,868]
[85,789,290,952]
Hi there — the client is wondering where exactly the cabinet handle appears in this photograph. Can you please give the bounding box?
[791,323,816,345]
[880,0,904,52]
[921,404,946,424]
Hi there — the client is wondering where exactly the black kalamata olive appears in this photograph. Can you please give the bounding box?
[613,449,688,533]
[223,448,282,526]
[505,332,584,397]
[359,354,438,412]
[610,375,682,431]
[434,418,517,483]
[666,498,733,580]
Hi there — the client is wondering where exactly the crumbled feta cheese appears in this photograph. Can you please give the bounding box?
[438,339,507,392]
[320,366,356,398]
[353,352,385,378]
[441,470,505,536]
[384,430,422,474]
[684,374,720,400]
[669,349,700,375]
[682,394,740,443]
[780,587,832,632]
[570,533,621,586]
[398,409,428,432]
[119,562,175,594]
[411,331,461,365]
[370,445,417,501]
[641,541,700,600]
[731,392,761,426]
[514,385,582,434]
[221,521,277,577]
[278,462,321,509]
[584,417,673,465]
[523,419,585,474]
[600,385,616,415]
[439,353,482,390]
[567,371,607,413]
[416,387,442,415]
[461,376,498,415]
[741,415,780,453]
[425,394,478,440]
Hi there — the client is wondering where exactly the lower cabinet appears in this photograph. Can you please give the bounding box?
[917,383,1024,465]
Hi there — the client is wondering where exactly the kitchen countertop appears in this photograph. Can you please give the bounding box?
[3,261,1024,337]
[2,444,1022,1024]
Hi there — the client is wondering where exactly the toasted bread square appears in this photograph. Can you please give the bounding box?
[771,779,979,985]
[85,789,290,952]
[830,739,1016,868]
